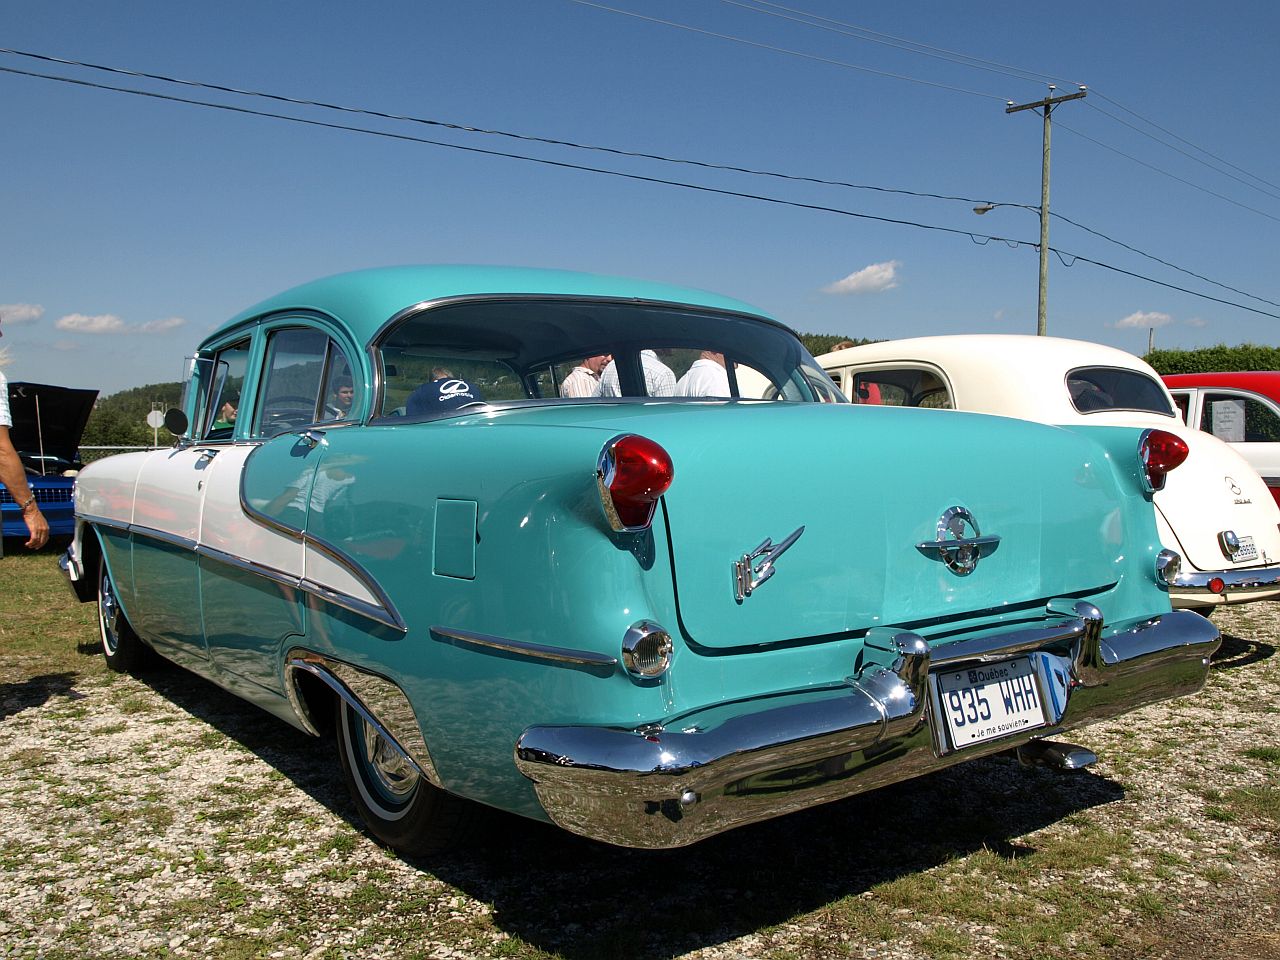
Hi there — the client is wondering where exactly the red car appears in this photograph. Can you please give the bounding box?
[1163,371,1280,508]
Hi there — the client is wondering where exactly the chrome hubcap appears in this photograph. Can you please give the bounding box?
[361,722,418,799]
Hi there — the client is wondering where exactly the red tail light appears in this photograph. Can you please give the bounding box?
[1140,429,1189,491]
[597,434,674,531]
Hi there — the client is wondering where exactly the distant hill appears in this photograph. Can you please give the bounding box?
[82,381,185,452]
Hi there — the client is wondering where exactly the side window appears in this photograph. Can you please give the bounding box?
[1171,391,1191,424]
[378,354,521,417]
[319,348,355,423]
[1200,393,1280,443]
[202,339,252,441]
[254,328,352,438]
[851,369,952,408]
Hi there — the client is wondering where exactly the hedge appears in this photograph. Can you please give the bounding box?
[1144,343,1280,375]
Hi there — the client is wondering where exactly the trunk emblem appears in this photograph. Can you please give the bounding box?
[733,526,805,602]
[917,506,1000,576]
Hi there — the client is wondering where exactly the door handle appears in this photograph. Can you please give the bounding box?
[197,449,219,463]
[299,430,327,449]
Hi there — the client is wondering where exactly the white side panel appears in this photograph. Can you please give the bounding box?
[303,546,379,606]
[198,445,303,576]
[76,450,164,529]
[131,448,210,541]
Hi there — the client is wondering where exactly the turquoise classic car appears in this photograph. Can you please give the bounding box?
[60,266,1219,853]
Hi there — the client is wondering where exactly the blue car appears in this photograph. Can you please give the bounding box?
[60,266,1219,854]
[2,381,97,541]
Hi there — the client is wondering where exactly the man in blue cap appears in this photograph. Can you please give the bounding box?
[406,376,485,417]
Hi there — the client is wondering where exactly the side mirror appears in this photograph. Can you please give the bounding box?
[164,408,189,437]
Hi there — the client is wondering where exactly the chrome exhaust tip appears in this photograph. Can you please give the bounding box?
[1016,739,1098,771]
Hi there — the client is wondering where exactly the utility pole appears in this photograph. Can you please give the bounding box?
[1006,84,1087,336]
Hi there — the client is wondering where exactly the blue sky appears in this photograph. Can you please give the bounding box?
[3,0,1278,394]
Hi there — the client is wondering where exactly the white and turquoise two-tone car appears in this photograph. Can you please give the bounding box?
[60,267,1218,854]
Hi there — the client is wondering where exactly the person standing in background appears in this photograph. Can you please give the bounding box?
[559,354,610,398]
[0,316,49,549]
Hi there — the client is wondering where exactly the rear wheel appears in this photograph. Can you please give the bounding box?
[334,698,472,856]
[98,557,151,673]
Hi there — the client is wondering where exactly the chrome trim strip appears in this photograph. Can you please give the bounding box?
[298,578,404,633]
[196,544,297,589]
[301,535,406,632]
[1172,563,1280,594]
[126,524,199,553]
[86,514,406,633]
[285,651,440,786]
[431,626,618,668]
[515,609,1219,849]
[237,442,407,632]
[79,512,133,535]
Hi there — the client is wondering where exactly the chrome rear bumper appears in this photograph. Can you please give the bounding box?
[1171,563,1280,604]
[514,603,1219,849]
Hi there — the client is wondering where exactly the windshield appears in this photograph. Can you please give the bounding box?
[374,298,845,418]
[1066,366,1175,416]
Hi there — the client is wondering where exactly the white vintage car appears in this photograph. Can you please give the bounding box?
[818,335,1280,613]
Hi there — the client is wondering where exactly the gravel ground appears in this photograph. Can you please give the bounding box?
[1,604,1277,960]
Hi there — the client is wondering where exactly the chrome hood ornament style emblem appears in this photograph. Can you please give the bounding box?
[733,526,805,602]
[917,506,1000,576]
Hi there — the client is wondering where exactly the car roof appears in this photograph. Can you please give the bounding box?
[818,334,1165,422]
[214,265,772,349]
[1163,371,1280,393]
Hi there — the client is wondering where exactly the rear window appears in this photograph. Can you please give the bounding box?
[1065,367,1174,416]
[374,298,845,419]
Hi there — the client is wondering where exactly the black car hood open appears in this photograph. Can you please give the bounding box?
[6,381,99,472]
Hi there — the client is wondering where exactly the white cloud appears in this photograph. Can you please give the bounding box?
[55,313,187,335]
[57,313,126,334]
[823,260,901,295]
[53,340,81,352]
[138,316,187,333]
[1185,316,1207,328]
[1115,310,1173,329]
[0,303,45,325]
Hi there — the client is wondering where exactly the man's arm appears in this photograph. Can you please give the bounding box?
[0,425,49,549]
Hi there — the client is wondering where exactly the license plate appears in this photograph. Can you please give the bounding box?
[1234,535,1258,562]
[934,657,1046,750]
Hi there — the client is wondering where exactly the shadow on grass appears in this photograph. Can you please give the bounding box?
[0,672,82,720]
[1211,632,1276,671]
[127,659,1125,960]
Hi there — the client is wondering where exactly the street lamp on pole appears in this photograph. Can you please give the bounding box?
[977,84,1087,336]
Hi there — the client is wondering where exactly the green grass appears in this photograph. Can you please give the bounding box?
[0,548,101,683]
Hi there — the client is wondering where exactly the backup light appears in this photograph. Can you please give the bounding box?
[621,620,673,679]
[1139,429,1189,492]
[597,434,674,532]
[1154,549,1181,587]
[1219,530,1242,557]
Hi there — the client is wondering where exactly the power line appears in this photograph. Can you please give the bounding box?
[1089,89,1280,195]
[1051,116,1280,225]
[718,0,1070,88]
[4,46,1276,311]
[1083,98,1280,204]
[654,1,1280,219]
[0,46,980,202]
[5,62,1279,323]
[562,0,1008,101]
